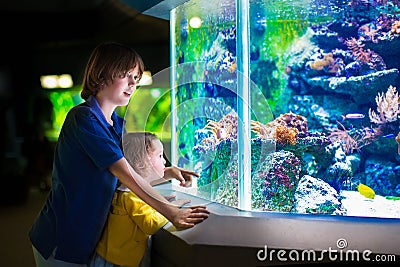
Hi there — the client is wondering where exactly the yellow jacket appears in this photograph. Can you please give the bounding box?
[96,190,168,267]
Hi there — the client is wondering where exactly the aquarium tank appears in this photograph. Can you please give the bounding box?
[124,87,172,140]
[168,0,400,219]
[45,89,84,141]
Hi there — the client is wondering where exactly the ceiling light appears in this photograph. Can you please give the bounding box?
[40,74,73,89]
[58,74,73,88]
[40,75,58,89]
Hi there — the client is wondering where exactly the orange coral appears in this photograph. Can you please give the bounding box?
[251,112,307,145]
[309,52,334,71]
[390,20,400,34]
[268,112,308,133]
[275,126,298,145]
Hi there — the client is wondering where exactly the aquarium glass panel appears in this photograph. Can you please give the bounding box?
[124,88,172,141]
[171,0,400,219]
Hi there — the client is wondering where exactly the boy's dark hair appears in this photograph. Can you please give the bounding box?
[81,42,145,100]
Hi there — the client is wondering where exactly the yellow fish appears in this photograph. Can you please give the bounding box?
[357,183,375,199]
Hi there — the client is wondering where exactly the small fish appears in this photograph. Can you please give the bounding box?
[381,133,395,138]
[386,196,400,201]
[341,113,365,120]
[357,183,375,199]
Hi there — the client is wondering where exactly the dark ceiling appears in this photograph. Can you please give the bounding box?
[0,0,172,88]
[0,0,170,46]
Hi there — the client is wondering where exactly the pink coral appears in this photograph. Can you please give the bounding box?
[369,85,400,124]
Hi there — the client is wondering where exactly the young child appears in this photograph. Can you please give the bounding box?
[93,132,186,267]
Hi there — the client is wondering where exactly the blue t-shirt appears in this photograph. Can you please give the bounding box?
[29,96,124,264]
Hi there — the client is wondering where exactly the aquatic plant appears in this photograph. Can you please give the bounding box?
[369,85,400,124]
[386,196,400,200]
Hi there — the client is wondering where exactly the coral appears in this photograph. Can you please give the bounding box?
[328,121,380,154]
[285,27,319,69]
[309,52,333,70]
[215,152,239,207]
[275,125,299,145]
[256,151,302,212]
[203,25,237,75]
[309,52,338,73]
[203,110,238,145]
[268,112,308,133]
[359,24,379,42]
[345,37,373,65]
[390,20,400,35]
[252,112,307,147]
[369,85,400,124]
[251,120,275,139]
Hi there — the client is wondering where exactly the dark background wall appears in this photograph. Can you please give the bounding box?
[0,0,171,198]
